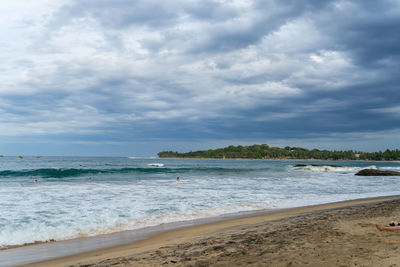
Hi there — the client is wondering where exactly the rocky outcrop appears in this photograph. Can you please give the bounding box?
[355,169,400,176]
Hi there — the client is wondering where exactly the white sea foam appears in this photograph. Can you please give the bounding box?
[292,165,377,173]
[147,163,164,167]
[0,181,271,247]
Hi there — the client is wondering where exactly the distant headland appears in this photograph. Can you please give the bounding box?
[158,144,400,161]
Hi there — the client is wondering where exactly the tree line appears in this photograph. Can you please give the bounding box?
[158,144,400,161]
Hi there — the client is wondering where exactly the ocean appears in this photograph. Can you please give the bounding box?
[1,156,400,248]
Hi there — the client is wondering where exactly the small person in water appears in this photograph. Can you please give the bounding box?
[176,177,181,182]
[32,179,38,183]
[376,221,400,231]
[89,178,93,182]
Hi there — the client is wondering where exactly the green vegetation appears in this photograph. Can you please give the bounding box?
[158,144,400,161]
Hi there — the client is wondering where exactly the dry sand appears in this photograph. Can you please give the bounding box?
[23,195,400,267]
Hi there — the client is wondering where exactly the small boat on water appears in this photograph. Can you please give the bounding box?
[147,163,164,167]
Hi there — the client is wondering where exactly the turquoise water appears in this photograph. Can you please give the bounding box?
[1,156,400,247]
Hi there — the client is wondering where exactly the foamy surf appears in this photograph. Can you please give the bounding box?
[0,202,269,248]
[291,164,377,173]
[147,163,165,167]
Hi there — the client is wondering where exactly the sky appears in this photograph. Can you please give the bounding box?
[0,0,399,156]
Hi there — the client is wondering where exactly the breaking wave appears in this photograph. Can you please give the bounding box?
[0,166,253,178]
[292,164,378,173]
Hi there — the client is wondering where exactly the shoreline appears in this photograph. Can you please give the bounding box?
[10,194,400,267]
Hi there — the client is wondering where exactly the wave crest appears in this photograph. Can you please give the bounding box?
[292,165,377,173]
[0,166,250,178]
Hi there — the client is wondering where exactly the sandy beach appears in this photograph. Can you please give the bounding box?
[18,195,400,267]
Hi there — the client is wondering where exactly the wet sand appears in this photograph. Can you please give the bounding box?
[22,195,400,267]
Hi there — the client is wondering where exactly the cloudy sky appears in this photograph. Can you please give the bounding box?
[0,0,399,156]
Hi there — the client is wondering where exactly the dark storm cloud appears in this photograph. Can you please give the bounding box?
[177,0,334,53]
[53,0,334,53]
[313,0,400,66]
[1,0,400,154]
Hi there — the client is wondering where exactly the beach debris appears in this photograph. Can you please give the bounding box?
[355,169,400,176]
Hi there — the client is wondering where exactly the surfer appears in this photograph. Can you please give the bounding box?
[176,177,181,182]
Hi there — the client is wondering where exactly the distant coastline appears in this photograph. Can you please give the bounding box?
[158,144,400,161]
[156,157,400,162]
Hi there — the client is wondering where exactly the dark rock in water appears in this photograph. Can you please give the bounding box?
[355,169,400,176]
[294,164,343,167]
